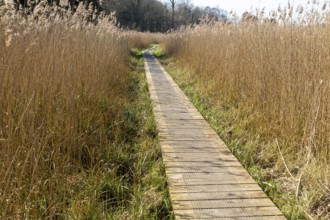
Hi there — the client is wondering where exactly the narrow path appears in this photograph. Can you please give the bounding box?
[144,51,286,219]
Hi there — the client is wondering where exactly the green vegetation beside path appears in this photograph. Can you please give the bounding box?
[99,48,173,219]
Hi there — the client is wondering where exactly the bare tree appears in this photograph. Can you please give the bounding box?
[169,0,175,28]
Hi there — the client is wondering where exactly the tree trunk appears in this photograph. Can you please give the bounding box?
[170,0,175,29]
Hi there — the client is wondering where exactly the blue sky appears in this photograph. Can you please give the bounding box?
[190,0,315,15]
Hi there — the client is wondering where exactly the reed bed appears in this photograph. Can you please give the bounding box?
[161,5,330,219]
[0,6,170,218]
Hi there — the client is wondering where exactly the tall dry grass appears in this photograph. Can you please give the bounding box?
[0,6,169,218]
[162,5,330,219]
[128,31,163,49]
[0,19,128,218]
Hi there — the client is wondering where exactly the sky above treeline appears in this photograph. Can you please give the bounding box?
[189,0,321,15]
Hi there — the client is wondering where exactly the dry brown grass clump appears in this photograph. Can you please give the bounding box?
[161,4,330,219]
[128,31,164,49]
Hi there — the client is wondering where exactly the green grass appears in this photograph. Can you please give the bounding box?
[99,48,173,219]
[151,47,166,59]
[130,48,144,58]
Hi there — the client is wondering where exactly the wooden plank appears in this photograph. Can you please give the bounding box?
[159,114,204,120]
[159,129,217,135]
[170,191,268,201]
[175,207,285,219]
[170,183,262,193]
[159,136,220,141]
[158,125,209,131]
[168,172,254,180]
[166,163,246,171]
[161,142,218,148]
[172,198,277,210]
[163,151,234,157]
[160,138,228,147]
[168,175,256,185]
[164,160,242,168]
[153,104,197,109]
[161,147,223,154]
[162,153,237,162]
[176,217,286,220]
[159,133,220,140]
[166,166,245,174]
[159,136,225,143]
[160,141,220,148]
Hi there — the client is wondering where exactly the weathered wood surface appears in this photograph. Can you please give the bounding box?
[144,50,286,219]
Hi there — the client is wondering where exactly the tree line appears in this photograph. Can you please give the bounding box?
[5,0,228,32]
[105,0,228,32]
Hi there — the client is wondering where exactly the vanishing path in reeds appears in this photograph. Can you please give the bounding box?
[144,50,286,219]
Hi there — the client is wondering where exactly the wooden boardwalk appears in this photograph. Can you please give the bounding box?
[144,50,286,219]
